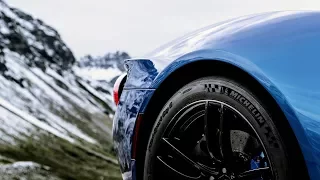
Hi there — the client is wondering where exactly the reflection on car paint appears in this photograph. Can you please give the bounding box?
[113,89,154,177]
[124,59,158,89]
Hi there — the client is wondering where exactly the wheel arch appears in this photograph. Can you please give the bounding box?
[134,58,310,179]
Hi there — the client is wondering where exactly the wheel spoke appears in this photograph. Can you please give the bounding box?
[204,102,234,161]
[237,167,270,179]
[162,138,218,176]
[157,156,203,179]
[204,101,222,162]
[217,103,225,159]
[162,138,199,168]
[219,108,235,167]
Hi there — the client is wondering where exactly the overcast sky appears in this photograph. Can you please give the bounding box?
[7,0,320,58]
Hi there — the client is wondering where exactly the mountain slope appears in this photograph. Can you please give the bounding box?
[0,1,120,179]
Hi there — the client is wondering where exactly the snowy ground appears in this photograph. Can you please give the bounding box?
[0,160,61,180]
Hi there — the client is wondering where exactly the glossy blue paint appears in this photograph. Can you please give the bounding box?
[112,89,154,180]
[124,59,158,89]
[113,11,320,179]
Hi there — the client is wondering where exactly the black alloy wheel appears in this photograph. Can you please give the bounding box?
[156,100,271,180]
[143,77,305,180]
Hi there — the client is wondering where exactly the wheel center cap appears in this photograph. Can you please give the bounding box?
[222,168,227,174]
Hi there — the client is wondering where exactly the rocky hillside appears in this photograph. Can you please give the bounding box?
[0,1,121,179]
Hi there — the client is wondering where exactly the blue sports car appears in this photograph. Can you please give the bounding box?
[112,11,320,180]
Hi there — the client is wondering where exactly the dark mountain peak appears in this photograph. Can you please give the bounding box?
[0,1,75,72]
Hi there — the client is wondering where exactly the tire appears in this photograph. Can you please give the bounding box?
[143,76,301,180]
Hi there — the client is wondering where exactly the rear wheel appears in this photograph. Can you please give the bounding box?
[144,77,299,180]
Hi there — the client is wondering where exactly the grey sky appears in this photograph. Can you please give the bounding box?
[7,0,320,58]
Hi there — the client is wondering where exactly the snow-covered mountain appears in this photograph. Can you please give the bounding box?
[76,52,129,83]
[75,52,129,107]
[0,1,121,179]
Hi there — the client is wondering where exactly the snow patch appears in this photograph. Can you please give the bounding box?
[75,67,122,81]
[0,20,10,34]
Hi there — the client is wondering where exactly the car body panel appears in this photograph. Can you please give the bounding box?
[112,89,155,180]
[113,11,320,179]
